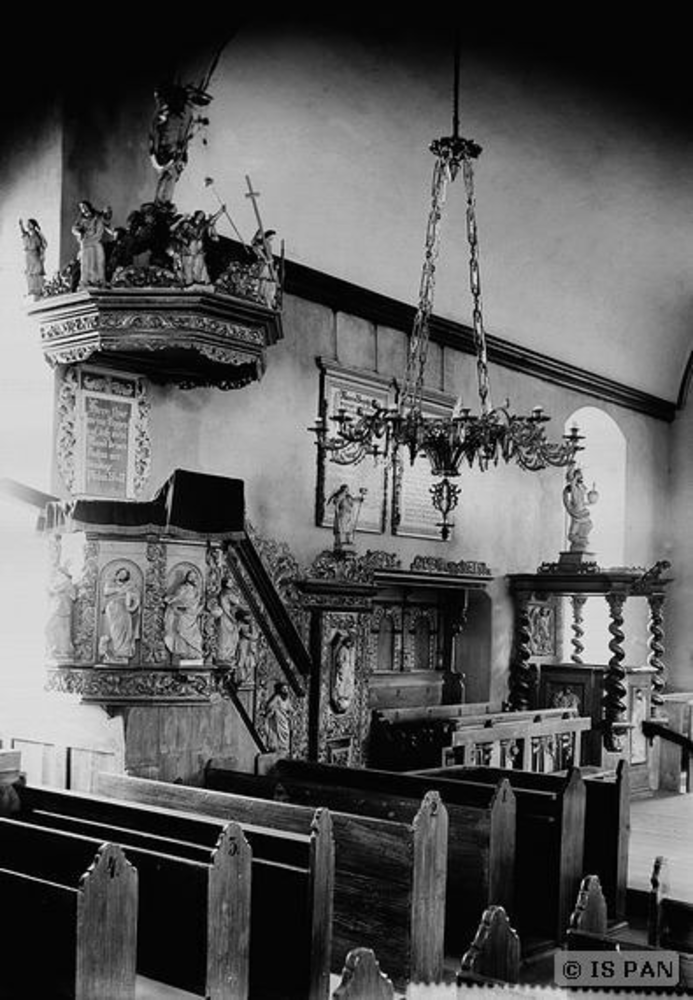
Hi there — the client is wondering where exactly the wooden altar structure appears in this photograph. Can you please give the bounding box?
[507,560,672,792]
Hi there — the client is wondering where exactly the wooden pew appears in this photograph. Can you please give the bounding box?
[368,705,581,771]
[443,714,591,771]
[581,760,630,922]
[457,905,521,986]
[12,784,330,1000]
[648,857,693,978]
[205,757,516,954]
[0,826,137,1000]
[566,868,692,992]
[0,748,22,817]
[409,763,585,948]
[566,868,692,991]
[95,771,447,991]
[424,761,629,926]
[0,813,249,1000]
[331,949,395,1000]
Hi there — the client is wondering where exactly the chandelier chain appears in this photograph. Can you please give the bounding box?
[463,156,491,414]
[401,156,455,413]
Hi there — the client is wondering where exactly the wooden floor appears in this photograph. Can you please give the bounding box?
[629,791,693,901]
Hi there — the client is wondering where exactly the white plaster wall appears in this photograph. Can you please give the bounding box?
[161,21,693,402]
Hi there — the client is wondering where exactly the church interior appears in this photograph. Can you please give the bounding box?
[1,12,692,998]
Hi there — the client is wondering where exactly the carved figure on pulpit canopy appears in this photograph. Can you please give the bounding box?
[562,465,598,552]
[150,80,212,203]
[326,483,367,551]
[250,228,278,308]
[19,218,47,297]
[263,680,291,754]
[99,565,141,663]
[71,201,113,288]
[331,632,356,714]
[169,207,223,286]
[164,567,203,661]
[45,566,76,661]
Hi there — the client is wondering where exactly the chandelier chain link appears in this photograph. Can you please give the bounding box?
[463,156,491,414]
[401,156,455,413]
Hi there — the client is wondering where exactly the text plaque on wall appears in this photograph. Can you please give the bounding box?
[392,452,446,540]
[56,367,151,500]
[316,364,388,535]
[392,397,456,540]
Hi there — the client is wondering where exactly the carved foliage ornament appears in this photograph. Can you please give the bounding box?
[308,549,401,583]
[141,541,168,665]
[46,667,215,701]
[409,554,492,577]
[72,538,100,663]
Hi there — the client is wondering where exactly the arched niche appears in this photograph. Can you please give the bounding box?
[564,406,626,568]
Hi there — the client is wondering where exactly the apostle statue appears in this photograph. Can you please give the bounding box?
[45,566,76,662]
[211,578,240,665]
[164,568,203,662]
[99,566,141,663]
[263,680,291,754]
[330,633,356,714]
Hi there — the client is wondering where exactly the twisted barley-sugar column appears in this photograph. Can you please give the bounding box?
[570,595,587,664]
[647,592,667,719]
[603,592,629,752]
[508,593,532,711]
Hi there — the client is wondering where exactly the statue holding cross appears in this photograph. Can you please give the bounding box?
[245,175,282,308]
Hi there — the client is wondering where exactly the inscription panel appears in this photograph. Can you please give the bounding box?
[84,396,132,497]
[392,452,445,540]
[63,368,151,500]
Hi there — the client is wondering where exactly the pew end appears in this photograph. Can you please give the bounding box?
[457,905,521,986]
[331,948,395,1000]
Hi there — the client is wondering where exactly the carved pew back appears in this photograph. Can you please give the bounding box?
[369,706,581,771]
[95,771,447,991]
[444,715,591,771]
[0,823,137,1000]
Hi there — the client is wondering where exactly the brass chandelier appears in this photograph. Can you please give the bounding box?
[311,42,583,540]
